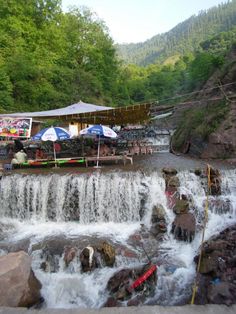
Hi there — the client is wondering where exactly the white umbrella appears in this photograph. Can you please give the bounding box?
[80,125,117,168]
[32,126,71,166]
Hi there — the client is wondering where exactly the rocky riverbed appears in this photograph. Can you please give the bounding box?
[0,161,235,309]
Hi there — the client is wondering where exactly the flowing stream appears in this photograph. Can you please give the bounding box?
[0,169,236,308]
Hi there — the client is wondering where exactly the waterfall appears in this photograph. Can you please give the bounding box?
[0,172,165,224]
[0,169,235,308]
[150,169,236,305]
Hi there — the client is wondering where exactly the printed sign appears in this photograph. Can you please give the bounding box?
[0,117,32,138]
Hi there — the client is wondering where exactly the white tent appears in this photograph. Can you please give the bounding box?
[0,100,112,118]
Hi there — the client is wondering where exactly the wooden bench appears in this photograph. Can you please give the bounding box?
[85,155,133,167]
[15,157,85,168]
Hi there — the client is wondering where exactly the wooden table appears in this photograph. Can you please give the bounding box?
[85,155,133,167]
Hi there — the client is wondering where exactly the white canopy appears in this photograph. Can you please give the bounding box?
[0,100,112,118]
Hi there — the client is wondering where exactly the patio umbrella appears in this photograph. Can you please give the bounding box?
[80,125,117,168]
[32,126,71,166]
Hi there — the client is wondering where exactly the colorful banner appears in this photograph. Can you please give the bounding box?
[0,117,32,138]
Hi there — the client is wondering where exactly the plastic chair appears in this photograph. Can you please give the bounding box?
[4,163,13,171]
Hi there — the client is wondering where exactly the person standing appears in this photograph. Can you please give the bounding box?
[14,139,24,153]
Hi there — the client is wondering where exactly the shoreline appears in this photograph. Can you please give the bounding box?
[1,153,235,176]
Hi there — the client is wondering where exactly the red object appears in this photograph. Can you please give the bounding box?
[129,264,157,291]
[54,143,61,152]
[165,190,177,208]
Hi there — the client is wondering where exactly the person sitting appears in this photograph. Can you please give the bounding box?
[100,144,110,156]
[35,148,46,160]
[11,149,27,164]
[87,145,97,156]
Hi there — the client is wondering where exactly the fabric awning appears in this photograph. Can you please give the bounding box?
[0,101,152,125]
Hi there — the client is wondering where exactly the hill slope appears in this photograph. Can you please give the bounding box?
[170,45,236,159]
[117,0,236,66]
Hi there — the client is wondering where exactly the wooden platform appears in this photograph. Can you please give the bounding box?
[85,155,133,167]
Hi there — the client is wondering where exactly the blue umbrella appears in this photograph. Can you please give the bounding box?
[80,125,117,168]
[32,126,70,142]
[32,127,71,165]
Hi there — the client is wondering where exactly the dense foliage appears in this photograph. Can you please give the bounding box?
[0,0,235,113]
[120,27,236,104]
[172,100,230,151]
[117,0,236,66]
[0,0,121,112]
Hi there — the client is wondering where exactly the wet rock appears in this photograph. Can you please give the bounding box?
[31,236,72,256]
[204,239,229,253]
[80,246,97,272]
[106,263,157,306]
[150,222,167,236]
[0,251,42,307]
[99,241,115,267]
[209,167,221,196]
[173,196,190,215]
[0,238,31,254]
[150,204,167,236]
[199,251,222,274]
[165,187,179,209]
[128,233,142,242]
[194,274,211,305]
[80,241,116,272]
[63,246,77,267]
[162,168,180,190]
[171,213,196,242]
[162,168,178,176]
[104,297,122,307]
[209,198,232,214]
[39,246,60,273]
[107,268,132,294]
[123,249,138,259]
[194,168,202,176]
[127,295,145,306]
[167,176,180,188]
[151,204,166,222]
[194,224,236,305]
[207,281,236,305]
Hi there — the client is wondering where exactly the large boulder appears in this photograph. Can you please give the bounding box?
[207,281,236,305]
[150,205,167,236]
[0,251,42,307]
[104,263,157,307]
[171,213,196,242]
[194,224,236,305]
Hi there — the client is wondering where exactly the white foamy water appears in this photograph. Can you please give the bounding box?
[149,169,236,305]
[0,169,236,308]
[0,172,165,224]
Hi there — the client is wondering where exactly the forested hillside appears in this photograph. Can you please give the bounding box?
[0,0,236,116]
[117,0,236,66]
[0,0,122,112]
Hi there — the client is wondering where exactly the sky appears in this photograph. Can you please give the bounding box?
[61,0,227,44]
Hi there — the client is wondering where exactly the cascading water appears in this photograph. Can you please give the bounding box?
[0,172,165,223]
[0,169,235,308]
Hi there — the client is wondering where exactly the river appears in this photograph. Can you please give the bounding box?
[0,153,235,308]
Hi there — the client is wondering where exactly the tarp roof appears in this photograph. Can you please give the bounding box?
[0,100,152,124]
[0,101,112,118]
